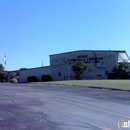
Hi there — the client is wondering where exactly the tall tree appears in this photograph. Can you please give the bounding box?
[72,61,87,80]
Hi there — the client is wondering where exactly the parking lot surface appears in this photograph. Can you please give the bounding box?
[0,83,130,130]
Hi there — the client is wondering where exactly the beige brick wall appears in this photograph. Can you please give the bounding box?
[50,51,118,81]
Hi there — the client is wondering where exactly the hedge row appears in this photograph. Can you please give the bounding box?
[27,75,52,82]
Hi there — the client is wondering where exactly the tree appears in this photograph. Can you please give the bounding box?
[72,61,87,80]
[112,62,130,79]
[20,68,27,70]
[10,72,19,83]
[10,72,16,79]
[0,64,7,82]
[0,64,4,71]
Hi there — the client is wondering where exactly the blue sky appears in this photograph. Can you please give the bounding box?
[0,0,130,70]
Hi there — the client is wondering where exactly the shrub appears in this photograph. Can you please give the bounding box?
[27,76,37,82]
[108,62,130,79]
[10,73,16,79]
[41,75,52,82]
[11,78,18,83]
[108,73,115,79]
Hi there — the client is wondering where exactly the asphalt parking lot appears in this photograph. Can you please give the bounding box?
[0,83,130,130]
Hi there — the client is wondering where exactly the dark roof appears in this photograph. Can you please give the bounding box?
[49,50,127,57]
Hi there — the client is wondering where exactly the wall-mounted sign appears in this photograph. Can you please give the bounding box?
[67,55,104,64]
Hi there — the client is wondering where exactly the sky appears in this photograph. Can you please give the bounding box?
[0,0,130,71]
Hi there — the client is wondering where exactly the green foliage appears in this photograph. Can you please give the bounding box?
[0,64,7,82]
[27,76,37,82]
[20,68,27,70]
[41,75,52,82]
[72,61,87,80]
[110,62,130,79]
[108,73,115,79]
[10,73,16,79]
[0,71,7,82]
[0,64,4,71]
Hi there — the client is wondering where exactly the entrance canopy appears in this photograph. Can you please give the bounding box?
[118,52,130,63]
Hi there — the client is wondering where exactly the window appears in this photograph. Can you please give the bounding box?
[105,71,108,75]
[58,73,61,76]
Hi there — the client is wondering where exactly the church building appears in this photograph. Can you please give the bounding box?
[18,50,130,82]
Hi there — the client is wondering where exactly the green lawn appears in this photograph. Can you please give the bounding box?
[39,80,130,91]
